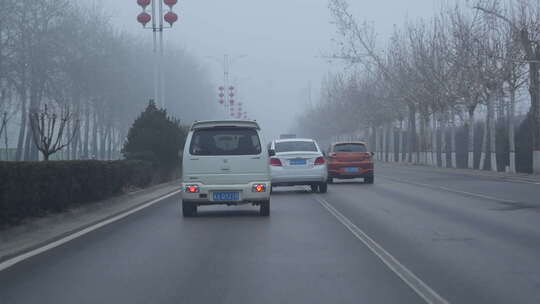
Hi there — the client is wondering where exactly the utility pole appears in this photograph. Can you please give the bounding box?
[137,0,179,108]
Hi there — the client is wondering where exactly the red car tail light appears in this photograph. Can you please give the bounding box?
[314,156,325,165]
[270,158,282,166]
[185,185,200,193]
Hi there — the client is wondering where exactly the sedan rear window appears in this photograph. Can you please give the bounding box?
[334,144,367,152]
[190,128,261,156]
[275,141,318,152]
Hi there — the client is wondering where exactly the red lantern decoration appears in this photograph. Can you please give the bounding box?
[219,93,225,98]
[164,11,178,26]
[229,86,235,91]
[137,0,151,9]
[164,0,178,8]
[137,12,152,26]
[219,99,224,104]
[229,93,234,98]
[219,86,225,91]
[229,99,235,105]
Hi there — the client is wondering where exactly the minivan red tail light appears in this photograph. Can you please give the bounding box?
[185,185,200,193]
[270,158,282,166]
[314,157,325,165]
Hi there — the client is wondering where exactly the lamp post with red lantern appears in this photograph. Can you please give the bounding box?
[137,0,179,108]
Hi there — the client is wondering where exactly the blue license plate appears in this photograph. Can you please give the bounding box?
[212,192,240,201]
[289,159,307,165]
[345,167,359,173]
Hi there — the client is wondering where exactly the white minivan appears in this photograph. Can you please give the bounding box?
[181,120,271,217]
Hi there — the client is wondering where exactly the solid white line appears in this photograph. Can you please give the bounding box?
[314,196,450,304]
[378,175,519,204]
[0,190,182,272]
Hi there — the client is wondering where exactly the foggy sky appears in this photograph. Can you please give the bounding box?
[101,0,440,140]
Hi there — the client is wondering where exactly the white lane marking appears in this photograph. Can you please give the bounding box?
[378,175,520,204]
[0,190,182,272]
[314,196,450,304]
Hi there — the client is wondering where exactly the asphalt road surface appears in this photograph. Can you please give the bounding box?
[1,164,540,304]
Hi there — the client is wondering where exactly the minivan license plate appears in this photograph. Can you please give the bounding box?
[212,192,240,201]
[345,167,359,172]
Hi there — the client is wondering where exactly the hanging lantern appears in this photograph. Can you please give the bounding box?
[137,12,152,26]
[219,86,225,91]
[229,99,235,105]
[164,0,178,8]
[219,99,224,104]
[229,86,235,91]
[219,93,225,98]
[229,93,234,98]
[164,11,178,26]
[137,0,151,9]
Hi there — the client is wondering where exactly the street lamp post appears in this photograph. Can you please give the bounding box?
[137,0,179,108]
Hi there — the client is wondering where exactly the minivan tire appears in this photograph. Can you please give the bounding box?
[260,200,270,216]
[319,182,328,193]
[310,184,319,192]
[182,201,197,217]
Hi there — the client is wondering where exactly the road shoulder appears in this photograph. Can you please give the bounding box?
[0,181,181,264]
[378,162,540,184]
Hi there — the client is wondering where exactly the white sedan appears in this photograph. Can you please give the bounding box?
[268,138,328,193]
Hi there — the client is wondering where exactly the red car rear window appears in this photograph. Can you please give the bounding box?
[334,144,367,152]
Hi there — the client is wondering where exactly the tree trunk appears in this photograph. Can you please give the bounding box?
[441,116,447,168]
[527,58,540,173]
[15,89,27,161]
[398,120,404,163]
[508,87,516,173]
[450,112,457,168]
[91,111,98,159]
[488,95,498,172]
[479,106,489,170]
[408,107,417,163]
[83,104,90,159]
[467,106,476,169]
[432,115,438,167]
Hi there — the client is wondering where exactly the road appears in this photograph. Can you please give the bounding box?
[1,164,540,304]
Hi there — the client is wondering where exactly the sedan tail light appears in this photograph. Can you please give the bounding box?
[270,158,282,166]
[314,156,325,165]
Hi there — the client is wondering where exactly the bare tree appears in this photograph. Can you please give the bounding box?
[29,104,79,161]
[475,0,540,173]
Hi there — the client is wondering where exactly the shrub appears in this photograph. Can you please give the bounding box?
[123,100,188,181]
[0,160,153,227]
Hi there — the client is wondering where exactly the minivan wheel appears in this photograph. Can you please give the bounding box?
[319,182,328,193]
[182,201,197,217]
[310,184,319,192]
[260,200,270,216]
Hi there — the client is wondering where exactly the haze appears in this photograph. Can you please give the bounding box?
[97,0,438,139]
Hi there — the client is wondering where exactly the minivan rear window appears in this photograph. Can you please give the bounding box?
[190,128,262,156]
[275,141,318,152]
[334,143,367,152]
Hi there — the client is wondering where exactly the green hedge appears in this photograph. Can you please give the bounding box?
[0,160,153,227]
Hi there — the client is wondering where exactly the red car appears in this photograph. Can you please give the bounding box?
[326,142,374,184]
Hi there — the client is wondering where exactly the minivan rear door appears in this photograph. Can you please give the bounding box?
[183,127,269,185]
